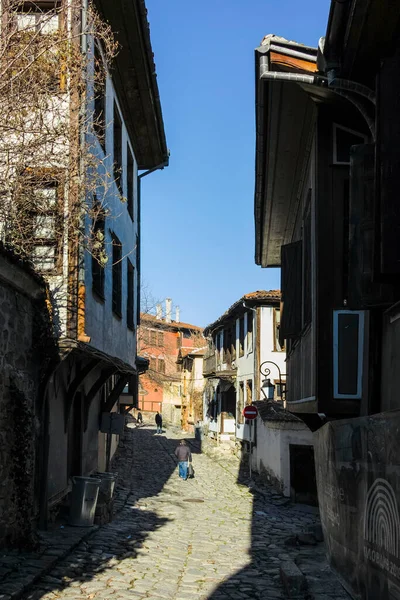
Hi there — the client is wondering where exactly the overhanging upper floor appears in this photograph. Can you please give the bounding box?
[94,0,168,169]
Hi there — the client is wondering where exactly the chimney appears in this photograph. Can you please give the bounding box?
[175,306,180,323]
[165,298,172,323]
[156,304,162,320]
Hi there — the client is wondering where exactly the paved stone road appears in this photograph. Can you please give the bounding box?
[21,426,350,600]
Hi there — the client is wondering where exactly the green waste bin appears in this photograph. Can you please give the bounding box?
[69,476,101,527]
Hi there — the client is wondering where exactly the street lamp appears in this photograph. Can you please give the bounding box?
[260,361,286,402]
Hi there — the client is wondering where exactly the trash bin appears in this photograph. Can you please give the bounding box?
[69,476,101,527]
[195,425,203,441]
[94,471,116,501]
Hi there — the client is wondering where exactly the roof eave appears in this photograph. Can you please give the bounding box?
[254,41,318,268]
[94,0,168,169]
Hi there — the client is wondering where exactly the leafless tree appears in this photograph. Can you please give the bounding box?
[0,0,120,273]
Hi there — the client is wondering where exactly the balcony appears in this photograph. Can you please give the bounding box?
[203,352,217,376]
[203,350,238,377]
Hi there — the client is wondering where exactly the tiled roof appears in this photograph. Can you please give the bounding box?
[140,313,203,332]
[252,400,303,424]
[204,290,281,335]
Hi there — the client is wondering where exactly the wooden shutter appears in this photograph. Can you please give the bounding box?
[380,48,400,276]
[280,241,302,340]
[348,144,393,308]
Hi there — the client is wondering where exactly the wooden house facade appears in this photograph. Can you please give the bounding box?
[254,3,400,597]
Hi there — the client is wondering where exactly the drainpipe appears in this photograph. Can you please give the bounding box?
[136,159,168,405]
[137,159,169,327]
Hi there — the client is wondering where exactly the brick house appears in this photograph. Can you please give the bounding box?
[138,299,204,425]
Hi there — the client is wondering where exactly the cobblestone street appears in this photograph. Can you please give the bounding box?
[17,425,349,600]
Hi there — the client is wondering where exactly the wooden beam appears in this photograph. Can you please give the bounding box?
[269,52,317,73]
[103,374,130,413]
[64,359,99,433]
[83,367,117,431]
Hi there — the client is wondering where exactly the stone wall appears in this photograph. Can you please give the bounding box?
[315,411,400,600]
[0,251,45,548]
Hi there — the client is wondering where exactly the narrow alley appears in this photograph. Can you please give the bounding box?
[18,426,349,600]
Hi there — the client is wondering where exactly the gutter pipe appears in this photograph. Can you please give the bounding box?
[135,159,168,405]
[259,65,376,139]
[136,159,169,327]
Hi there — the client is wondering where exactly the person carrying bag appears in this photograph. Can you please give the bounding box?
[174,440,192,480]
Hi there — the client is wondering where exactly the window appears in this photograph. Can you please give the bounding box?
[239,316,245,357]
[127,145,134,219]
[237,381,244,424]
[333,310,365,399]
[149,357,156,372]
[91,199,105,299]
[93,43,106,149]
[113,102,122,191]
[142,328,149,344]
[246,380,253,405]
[216,332,221,352]
[150,330,157,346]
[11,2,62,91]
[247,312,253,354]
[157,331,164,347]
[273,309,285,352]
[127,259,134,330]
[275,381,286,400]
[111,233,122,316]
[333,124,368,165]
[176,333,181,349]
[223,327,231,363]
[158,358,165,374]
[15,171,63,273]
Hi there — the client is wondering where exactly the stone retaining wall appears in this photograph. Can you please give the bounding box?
[0,253,45,548]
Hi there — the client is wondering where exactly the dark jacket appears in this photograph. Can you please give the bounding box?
[155,413,162,425]
[175,445,192,462]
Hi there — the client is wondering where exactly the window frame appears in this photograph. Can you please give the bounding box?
[127,259,134,330]
[239,316,245,357]
[273,308,285,352]
[16,169,64,274]
[93,42,106,150]
[91,198,105,300]
[127,144,134,220]
[111,232,122,318]
[113,102,123,192]
[333,310,365,399]
[332,124,368,166]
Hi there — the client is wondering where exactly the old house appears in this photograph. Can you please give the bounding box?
[138,300,204,425]
[177,346,206,433]
[0,0,168,529]
[202,291,286,442]
[254,2,400,597]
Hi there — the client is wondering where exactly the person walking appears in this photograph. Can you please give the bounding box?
[174,440,192,480]
[137,411,143,424]
[155,411,163,434]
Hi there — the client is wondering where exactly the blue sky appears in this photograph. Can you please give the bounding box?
[141,0,330,327]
